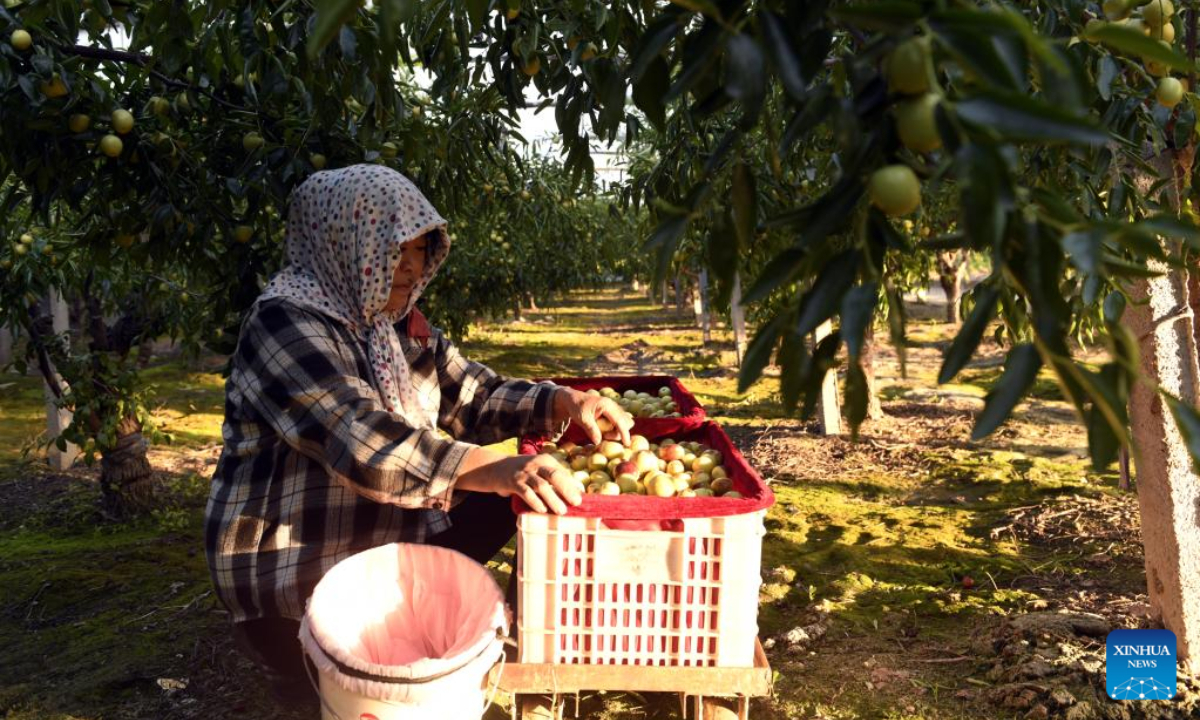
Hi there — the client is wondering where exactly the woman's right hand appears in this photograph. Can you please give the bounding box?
[455,448,583,515]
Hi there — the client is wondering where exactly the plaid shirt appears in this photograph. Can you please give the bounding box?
[205,298,564,622]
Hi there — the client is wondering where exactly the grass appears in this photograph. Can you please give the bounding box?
[139,362,227,447]
[0,468,214,720]
[0,286,1144,720]
[0,358,227,463]
[0,373,55,463]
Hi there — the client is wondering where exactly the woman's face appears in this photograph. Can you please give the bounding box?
[383,232,430,313]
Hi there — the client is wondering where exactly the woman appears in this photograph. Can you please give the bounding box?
[205,164,632,700]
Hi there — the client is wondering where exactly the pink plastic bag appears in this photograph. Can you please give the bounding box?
[299,543,508,719]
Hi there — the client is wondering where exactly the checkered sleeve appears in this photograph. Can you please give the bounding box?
[233,301,474,510]
[431,328,567,446]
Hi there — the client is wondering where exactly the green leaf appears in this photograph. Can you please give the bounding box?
[1097,55,1118,102]
[30,54,54,78]
[797,250,859,337]
[633,56,670,130]
[778,321,808,412]
[780,87,833,153]
[666,20,722,102]
[938,285,998,384]
[828,2,923,32]
[800,331,843,419]
[725,33,765,102]
[1103,291,1126,324]
[930,13,1025,91]
[1102,255,1166,278]
[738,312,785,393]
[1164,394,1200,475]
[731,161,756,250]
[703,129,741,175]
[1020,217,1071,352]
[307,0,359,58]
[1061,228,1102,275]
[868,209,911,252]
[1031,187,1082,226]
[743,247,806,305]
[990,7,1070,79]
[841,282,879,360]
[1105,221,1169,259]
[764,175,864,238]
[465,0,489,31]
[1087,400,1121,470]
[630,14,681,83]
[1084,363,1128,470]
[759,11,806,101]
[1106,177,1129,219]
[845,361,869,438]
[1175,105,1196,150]
[1132,214,1200,245]
[1085,23,1194,72]
[645,213,689,250]
[338,25,357,61]
[972,344,1042,441]
[707,211,738,296]
[16,73,38,101]
[958,145,1010,253]
[954,90,1108,145]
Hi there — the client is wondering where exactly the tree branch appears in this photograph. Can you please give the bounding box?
[57,44,246,111]
[63,44,148,64]
[83,271,110,354]
[18,303,66,401]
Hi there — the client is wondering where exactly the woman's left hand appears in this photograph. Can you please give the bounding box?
[553,388,633,445]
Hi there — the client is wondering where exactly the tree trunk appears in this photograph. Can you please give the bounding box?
[44,290,78,470]
[862,322,885,421]
[525,292,539,312]
[1126,147,1200,672]
[631,278,640,293]
[943,276,961,324]
[512,297,523,321]
[68,293,89,349]
[660,280,669,308]
[814,320,841,435]
[0,324,11,367]
[674,274,685,314]
[698,268,712,344]
[1127,259,1200,673]
[1190,267,1200,356]
[100,415,155,515]
[937,251,967,325]
[731,272,748,365]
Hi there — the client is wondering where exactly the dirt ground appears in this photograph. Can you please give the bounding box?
[0,287,1195,720]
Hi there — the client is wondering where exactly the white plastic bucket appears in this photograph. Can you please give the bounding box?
[299,543,509,720]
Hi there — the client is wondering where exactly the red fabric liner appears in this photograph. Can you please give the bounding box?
[514,421,775,520]
[529,375,707,443]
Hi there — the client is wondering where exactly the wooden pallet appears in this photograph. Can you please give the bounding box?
[489,638,772,720]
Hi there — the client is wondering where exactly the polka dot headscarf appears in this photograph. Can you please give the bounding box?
[258,164,451,429]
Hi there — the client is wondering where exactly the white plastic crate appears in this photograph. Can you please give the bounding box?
[516,510,766,667]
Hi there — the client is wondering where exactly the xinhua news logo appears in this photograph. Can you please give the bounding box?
[1106,629,1177,701]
